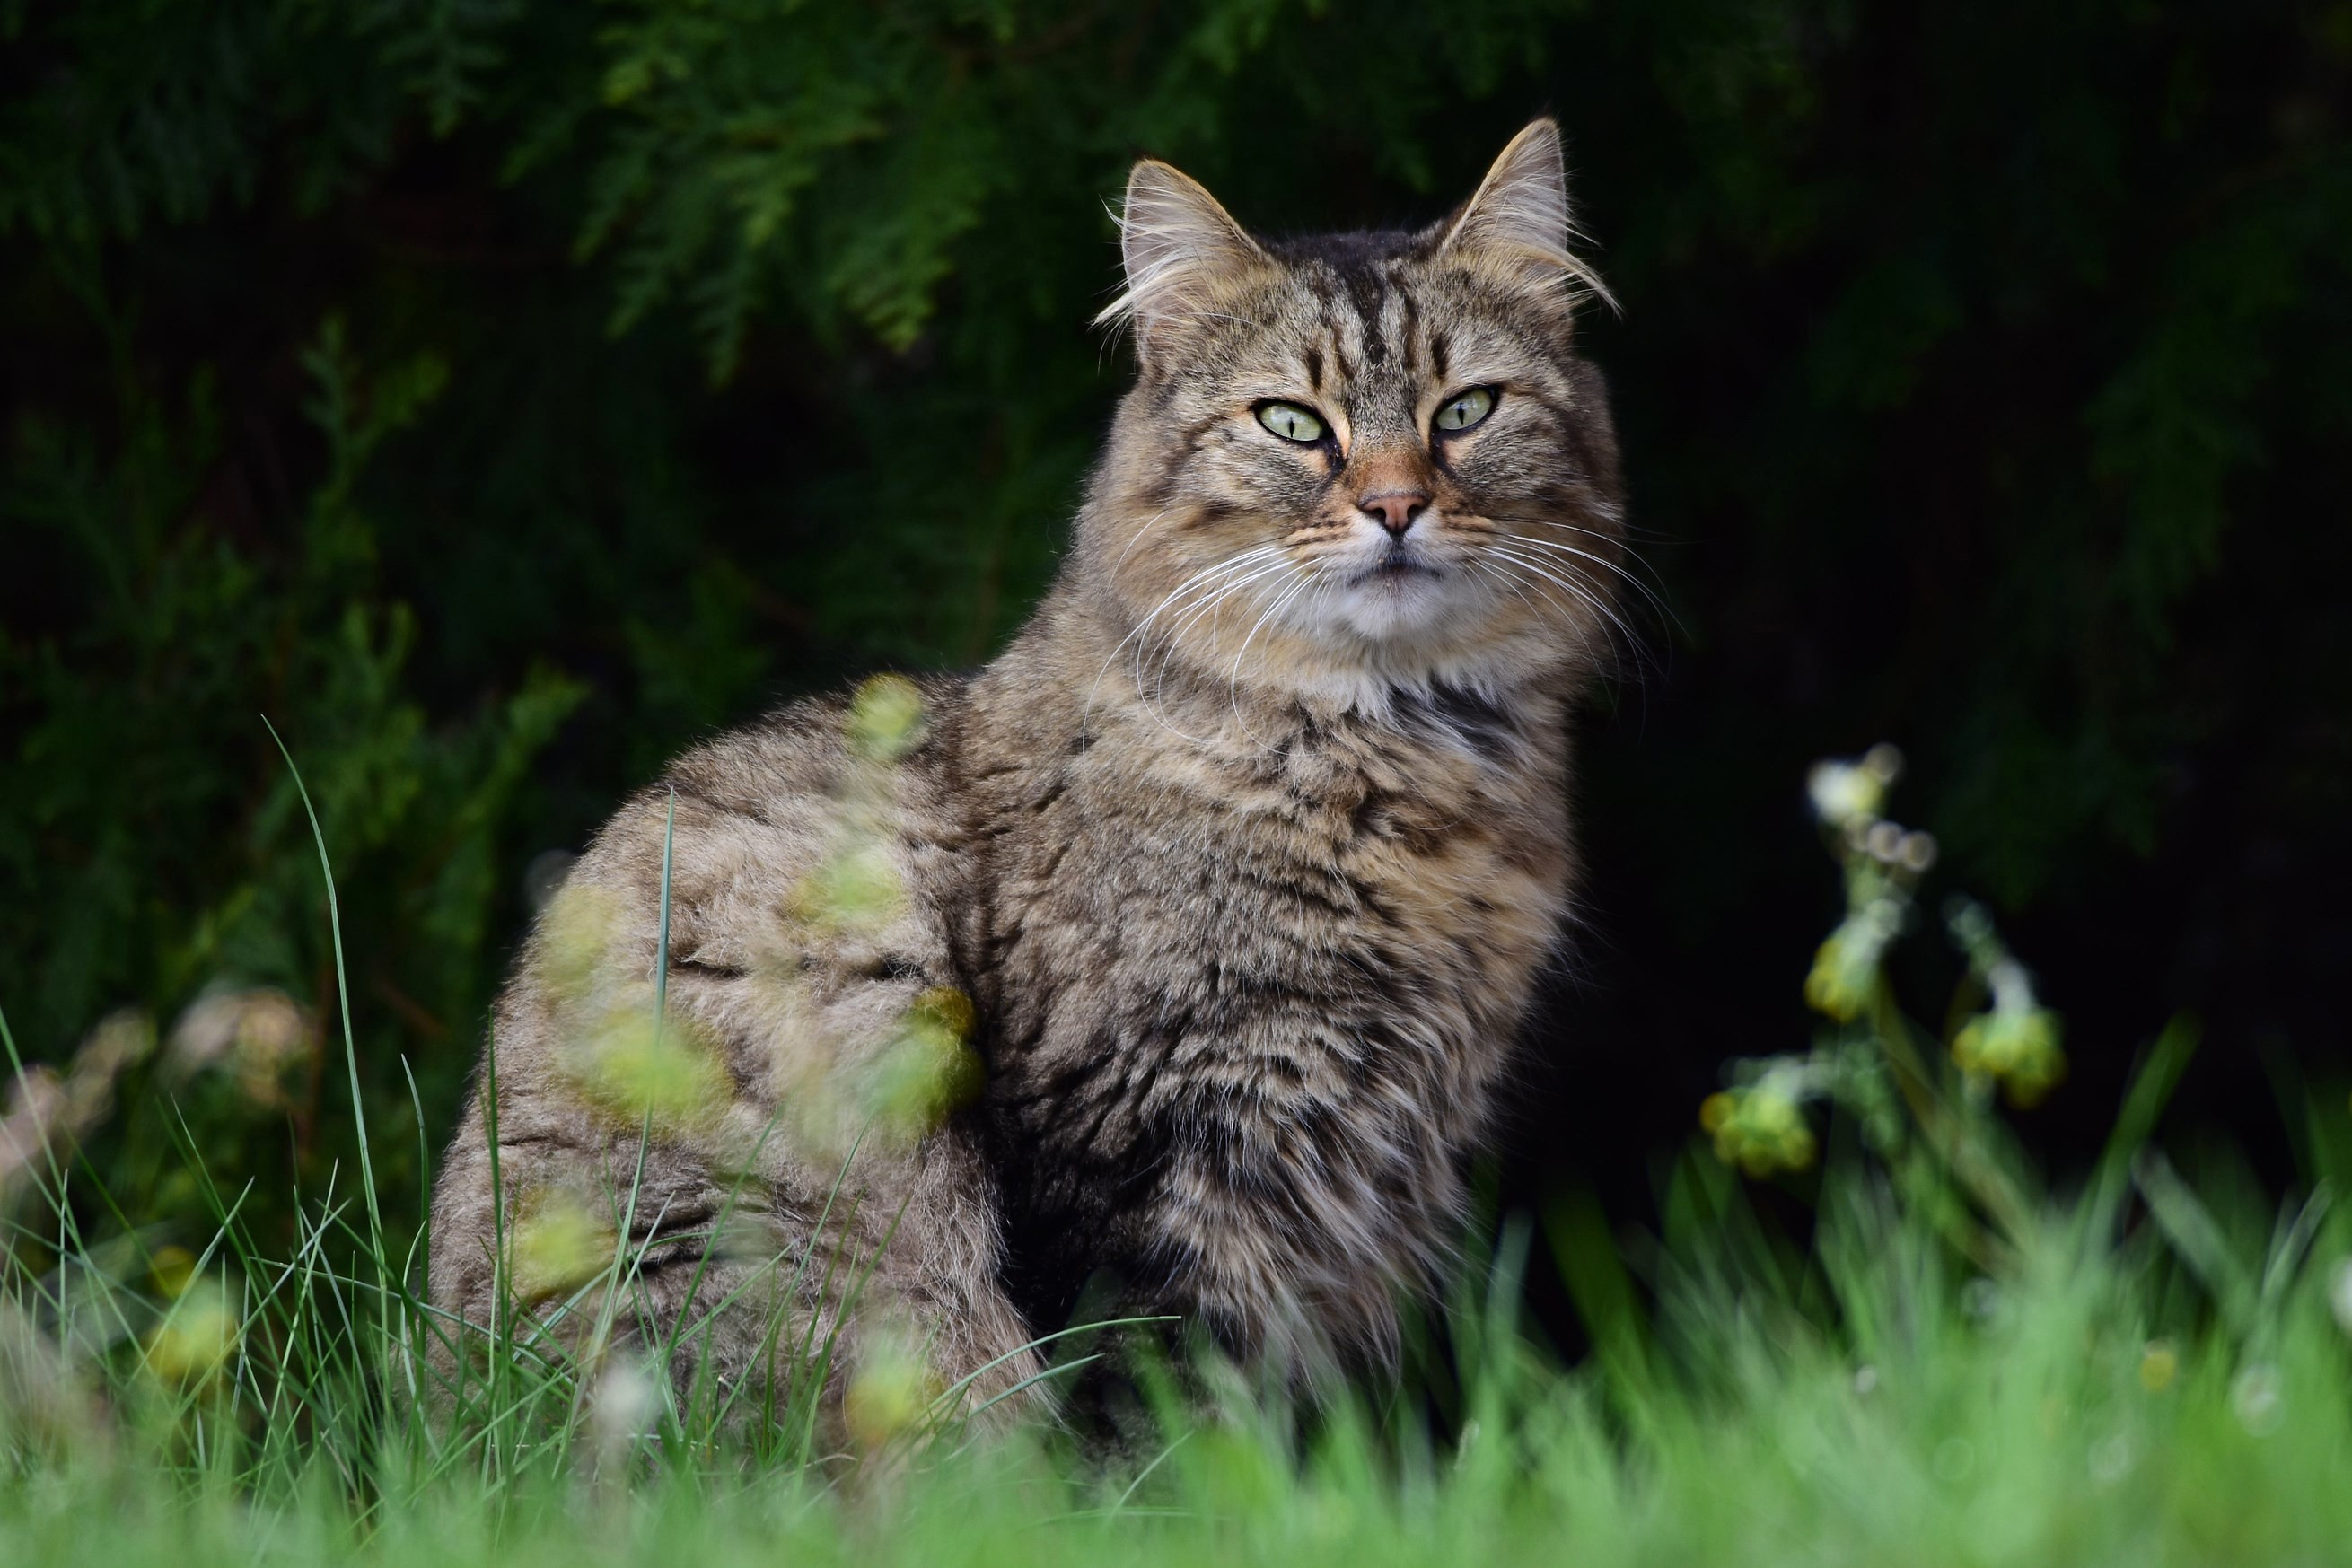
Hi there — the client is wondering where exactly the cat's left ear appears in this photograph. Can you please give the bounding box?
[1437,119,1615,311]
[1099,159,1268,364]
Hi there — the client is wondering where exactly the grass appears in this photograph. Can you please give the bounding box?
[3,745,2349,1565]
[4,1155,2349,1568]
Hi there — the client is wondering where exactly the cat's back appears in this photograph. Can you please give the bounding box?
[561,670,976,968]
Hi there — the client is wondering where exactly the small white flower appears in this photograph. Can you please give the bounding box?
[1807,761,1883,829]
[1985,959,2036,1014]
[2230,1362,2283,1437]
[1896,831,1938,872]
[589,1355,661,1458]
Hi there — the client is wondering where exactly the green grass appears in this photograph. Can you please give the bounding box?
[4,749,2350,1564]
[4,1148,2350,1568]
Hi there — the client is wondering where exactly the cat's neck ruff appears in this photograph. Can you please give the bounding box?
[1014,588,1569,779]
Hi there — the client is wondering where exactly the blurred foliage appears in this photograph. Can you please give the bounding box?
[3,0,2348,1257]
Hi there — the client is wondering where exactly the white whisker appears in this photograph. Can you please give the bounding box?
[1479,513,1682,637]
[1143,556,1298,722]
[1225,569,1321,748]
[1479,543,1650,674]
[1082,544,1284,741]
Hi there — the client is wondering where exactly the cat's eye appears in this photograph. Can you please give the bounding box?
[1435,387,1497,433]
[1255,401,1328,443]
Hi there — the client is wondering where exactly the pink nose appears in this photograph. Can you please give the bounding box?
[1358,490,1429,537]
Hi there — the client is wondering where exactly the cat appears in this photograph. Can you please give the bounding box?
[426,118,1626,1440]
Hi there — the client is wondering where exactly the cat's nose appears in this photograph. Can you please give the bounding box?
[1357,490,1429,538]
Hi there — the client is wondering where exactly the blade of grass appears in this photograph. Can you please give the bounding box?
[2081,1014,2199,1253]
[261,715,385,1293]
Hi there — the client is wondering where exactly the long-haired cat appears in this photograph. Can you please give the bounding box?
[427,118,1625,1436]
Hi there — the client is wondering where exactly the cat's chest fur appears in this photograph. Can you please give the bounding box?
[949,672,1575,1362]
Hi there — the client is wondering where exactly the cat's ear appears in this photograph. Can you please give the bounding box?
[1437,119,1615,311]
[1099,159,1267,361]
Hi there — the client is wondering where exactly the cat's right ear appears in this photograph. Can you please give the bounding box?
[1098,160,1266,364]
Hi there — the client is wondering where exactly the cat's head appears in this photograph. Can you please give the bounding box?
[1081,119,1628,712]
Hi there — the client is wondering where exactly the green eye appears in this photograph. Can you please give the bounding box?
[1435,387,1496,433]
[1255,401,1327,443]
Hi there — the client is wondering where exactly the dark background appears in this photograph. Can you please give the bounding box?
[4,1,2348,1322]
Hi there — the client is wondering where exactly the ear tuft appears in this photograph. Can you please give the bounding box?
[1097,159,1266,357]
[1440,119,1615,311]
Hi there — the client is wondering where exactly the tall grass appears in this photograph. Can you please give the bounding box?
[2,742,2348,1564]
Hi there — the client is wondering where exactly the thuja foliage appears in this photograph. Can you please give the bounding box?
[4,1,2350,1257]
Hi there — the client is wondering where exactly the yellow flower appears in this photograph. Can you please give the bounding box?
[2137,1340,2178,1393]
[1952,1005,2065,1108]
[844,1332,937,1448]
[565,1008,733,1136]
[1803,905,1898,1022]
[149,1245,198,1298]
[537,882,626,1004]
[1807,762,1883,831]
[847,675,926,764]
[508,1190,616,1302]
[864,988,984,1143]
[168,989,314,1109]
[143,1282,240,1385]
[1702,1085,1816,1178]
[793,837,906,933]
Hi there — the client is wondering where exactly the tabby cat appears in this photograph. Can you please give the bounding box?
[427,118,1627,1434]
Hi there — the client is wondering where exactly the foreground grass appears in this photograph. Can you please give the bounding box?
[4,1295,2348,1566]
[6,746,2348,1564]
[5,1133,2349,1568]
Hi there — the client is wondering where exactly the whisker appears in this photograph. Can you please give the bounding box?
[1143,557,1298,714]
[1471,558,1606,670]
[1479,513,1684,638]
[1083,545,1285,740]
[1103,506,1180,595]
[1479,543,1654,677]
[1225,570,1321,747]
[1132,551,1302,741]
[1480,545,1631,646]
[1161,557,1296,650]
[1481,529,1680,632]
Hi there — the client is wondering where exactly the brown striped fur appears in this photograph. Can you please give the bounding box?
[427,120,1625,1432]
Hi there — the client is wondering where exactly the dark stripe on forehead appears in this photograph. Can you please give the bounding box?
[1343,266,1390,365]
[1304,344,1325,394]
[1399,291,1421,373]
[1330,328,1356,389]
[1429,333,1451,382]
